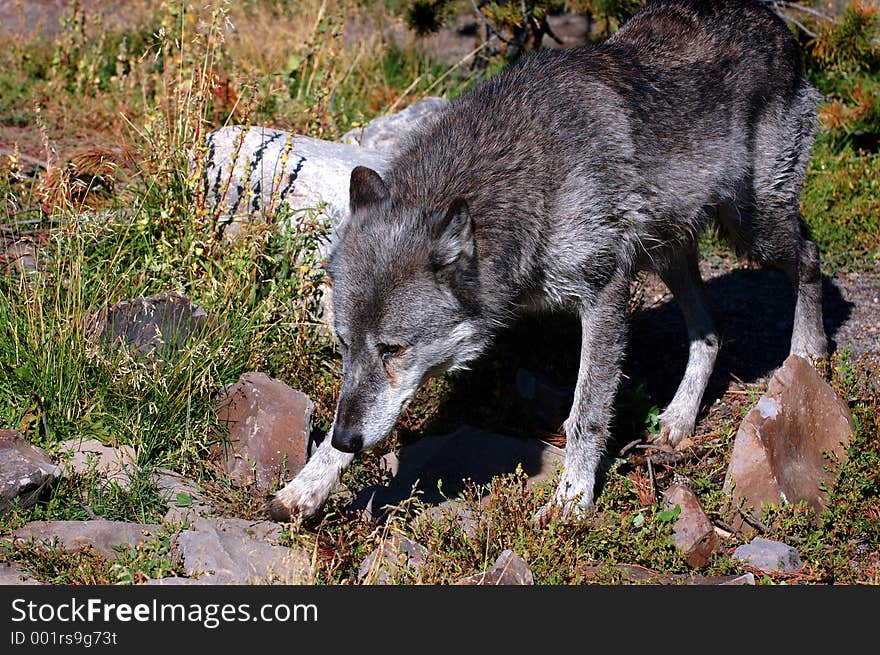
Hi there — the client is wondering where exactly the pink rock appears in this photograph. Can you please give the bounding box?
[723,355,854,531]
[663,482,719,568]
[214,373,313,491]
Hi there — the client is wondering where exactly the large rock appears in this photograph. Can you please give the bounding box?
[56,438,138,489]
[663,482,719,568]
[83,292,213,357]
[172,517,310,584]
[341,97,450,151]
[723,355,854,531]
[0,430,61,514]
[213,372,314,491]
[458,550,534,585]
[358,536,428,584]
[13,520,162,558]
[202,127,391,240]
[732,537,802,574]
[352,426,565,519]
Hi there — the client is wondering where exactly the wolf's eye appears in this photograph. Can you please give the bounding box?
[377,343,405,361]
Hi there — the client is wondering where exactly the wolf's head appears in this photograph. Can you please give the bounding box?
[325,166,488,453]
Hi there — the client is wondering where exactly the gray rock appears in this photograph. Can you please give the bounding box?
[723,355,855,532]
[183,516,284,545]
[56,438,138,489]
[719,573,757,585]
[213,372,314,491]
[358,536,428,584]
[733,537,803,574]
[341,97,450,151]
[350,426,564,519]
[202,127,391,241]
[153,469,213,524]
[515,367,574,427]
[144,576,214,586]
[663,482,719,568]
[13,520,162,558]
[458,550,534,585]
[172,517,310,584]
[0,430,61,514]
[153,469,206,503]
[0,561,41,585]
[413,498,480,539]
[83,292,213,357]
[1,237,39,275]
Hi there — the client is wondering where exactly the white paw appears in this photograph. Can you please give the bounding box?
[652,409,695,448]
[268,477,332,521]
[533,478,595,527]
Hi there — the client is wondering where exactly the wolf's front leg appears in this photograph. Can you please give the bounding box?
[268,436,355,521]
[536,272,629,525]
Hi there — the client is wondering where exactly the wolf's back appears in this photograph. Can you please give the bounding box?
[610,0,804,98]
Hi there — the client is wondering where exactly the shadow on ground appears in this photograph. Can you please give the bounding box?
[361,268,853,514]
[627,270,853,409]
[403,268,853,446]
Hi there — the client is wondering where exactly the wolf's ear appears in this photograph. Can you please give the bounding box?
[432,197,474,269]
[349,166,388,213]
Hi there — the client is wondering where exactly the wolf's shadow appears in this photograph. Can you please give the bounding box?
[368,269,853,513]
[626,269,853,408]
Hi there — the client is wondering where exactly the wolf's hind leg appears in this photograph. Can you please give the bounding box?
[783,237,828,359]
[535,271,629,525]
[268,436,354,521]
[652,249,719,447]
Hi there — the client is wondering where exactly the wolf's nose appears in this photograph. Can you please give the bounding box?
[331,429,364,453]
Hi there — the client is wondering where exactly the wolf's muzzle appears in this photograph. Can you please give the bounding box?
[331,428,364,453]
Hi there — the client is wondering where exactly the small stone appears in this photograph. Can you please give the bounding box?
[723,355,855,532]
[83,292,213,357]
[663,482,719,568]
[733,537,803,573]
[358,536,428,584]
[56,438,138,489]
[458,550,534,585]
[0,430,61,514]
[13,520,162,558]
[1,237,39,275]
[213,372,314,491]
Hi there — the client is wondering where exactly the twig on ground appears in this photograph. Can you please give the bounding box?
[618,439,643,457]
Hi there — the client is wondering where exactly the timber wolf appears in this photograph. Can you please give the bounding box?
[269,0,827,522]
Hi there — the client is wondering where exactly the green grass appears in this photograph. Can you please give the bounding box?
[802,138,880,272]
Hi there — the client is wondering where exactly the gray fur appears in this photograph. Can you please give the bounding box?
[269,0,828,522]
